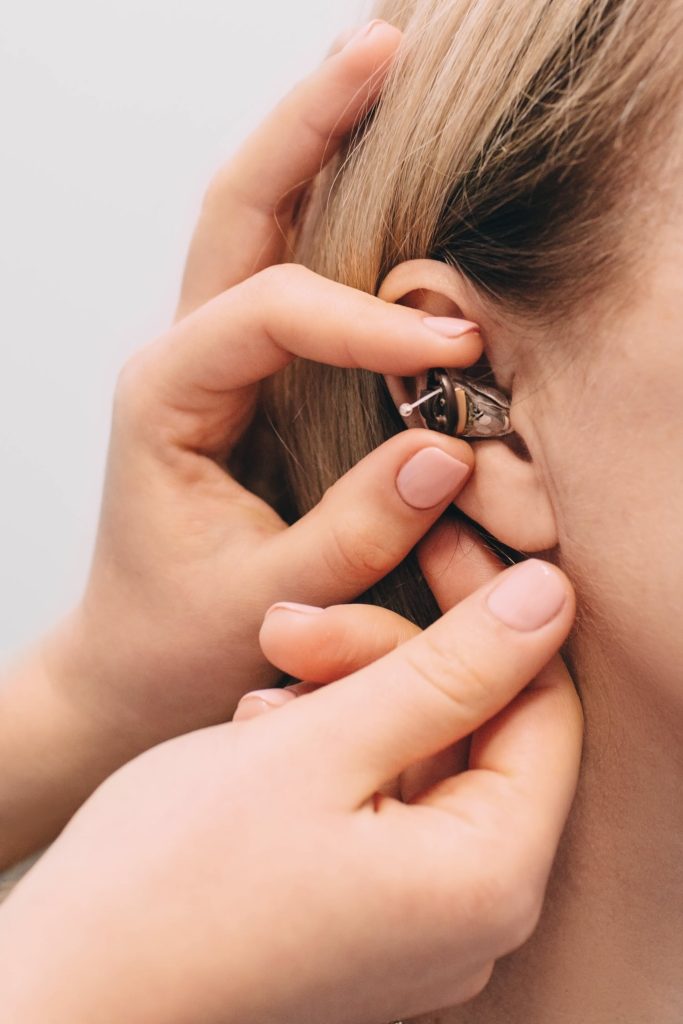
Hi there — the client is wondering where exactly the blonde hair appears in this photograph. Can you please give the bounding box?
[254,0,682,625]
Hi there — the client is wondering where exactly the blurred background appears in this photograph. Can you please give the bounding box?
[0,0,364,654]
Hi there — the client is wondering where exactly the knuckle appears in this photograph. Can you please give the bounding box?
[248,261,310,299]
[114,349,154,425]
[200,169,225,212]
[459,962,495,1002]
[320,505,396,583]
[471,859,546,955]
[200,166,246,216]
[240,263,314,323]
[501,877,545,951]
[323,528,392,583]
[404,634,492,720]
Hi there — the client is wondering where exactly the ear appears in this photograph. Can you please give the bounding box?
[378,259,558,553]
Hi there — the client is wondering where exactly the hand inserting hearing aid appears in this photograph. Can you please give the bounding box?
[389,367,512,440]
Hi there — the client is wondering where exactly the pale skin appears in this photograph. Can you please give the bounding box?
[0,19,586,1022]
[0,19,486,866]
[353,62,683,1024]
[1,9,680,1022]
[238,238,683,1024]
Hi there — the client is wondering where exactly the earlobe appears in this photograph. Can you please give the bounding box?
[378,258,559,554]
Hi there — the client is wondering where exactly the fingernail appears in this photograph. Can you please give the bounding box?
[423,316,480,339]
[235,689,296,721]
[344,19,386,47]
[486,560,567,631]
[265,602,325,617]
[396,447,470,510]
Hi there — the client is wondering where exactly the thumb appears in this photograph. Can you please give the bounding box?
[268,559,575,805]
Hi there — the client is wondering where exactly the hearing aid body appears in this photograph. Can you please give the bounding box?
[385,368,512,440]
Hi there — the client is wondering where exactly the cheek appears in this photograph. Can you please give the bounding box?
[537,340,683,696]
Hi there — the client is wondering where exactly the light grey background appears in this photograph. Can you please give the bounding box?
[0,0,365,655]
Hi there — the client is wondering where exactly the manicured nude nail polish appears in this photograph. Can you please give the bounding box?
[265,602,325,617]
[423,316,480,338]
[396,447,470,510]
[486,560,567,631]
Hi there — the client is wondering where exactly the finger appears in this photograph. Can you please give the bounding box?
[415,655,583,930]
[266,559,575,804]
[176,20,402,317]
[125,265,483,454]
[259,429,474,606]
[232,686,298,722]
[256,603,464,804]
[419,517,506,611]
[413,521,555,804]
[232,681,322,723]
[419,654,582,826]
[251,603,418,801]
[259,603,420,682]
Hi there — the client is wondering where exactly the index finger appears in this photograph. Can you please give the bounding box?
[176,20,402,318]
[265,559,575,804]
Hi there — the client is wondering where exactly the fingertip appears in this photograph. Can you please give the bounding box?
[484,559,574,634]
[342,19,403,52]
[264,602,325,619]
[395,447,472,511]
[234,688,296,722]
[336,19,402,79]
[259,603,327,669]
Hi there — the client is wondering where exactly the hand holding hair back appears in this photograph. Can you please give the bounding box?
[0,23,582,1023]
[0,20,480,866]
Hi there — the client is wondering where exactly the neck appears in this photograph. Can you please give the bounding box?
[413,629,683,1024]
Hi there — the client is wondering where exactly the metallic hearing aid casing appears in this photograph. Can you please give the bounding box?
[389,368,512,440]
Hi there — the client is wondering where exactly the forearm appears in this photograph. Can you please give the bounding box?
[0,619,144,869]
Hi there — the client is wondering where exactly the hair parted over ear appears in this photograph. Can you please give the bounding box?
[259,0,681,627]
[378,260,558,553]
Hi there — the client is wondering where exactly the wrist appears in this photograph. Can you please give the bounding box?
[45,605,166,756]
[0,614,149,868]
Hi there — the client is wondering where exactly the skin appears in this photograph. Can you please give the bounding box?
[0,21,584,1023]
[239,197,683,1024]
[0,558,581,1024]
[433,208,683,1023]
[337,92,683,1024]
[0,20,485,866]
[5,14,677,1023]
[234,33,683,1024]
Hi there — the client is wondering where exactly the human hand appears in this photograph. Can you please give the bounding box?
[0,558,582,1024]
[0,19,488,867]
[51,18,483,748]
[235,519,510,804]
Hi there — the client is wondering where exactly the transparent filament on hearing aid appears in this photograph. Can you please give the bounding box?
[399,368,512,439]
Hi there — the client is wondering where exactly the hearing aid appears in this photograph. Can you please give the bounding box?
[384,368,512,439]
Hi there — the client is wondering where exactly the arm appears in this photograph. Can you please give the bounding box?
[0,619,148,867]
[1,20,489,869]
[0,558,582,1024]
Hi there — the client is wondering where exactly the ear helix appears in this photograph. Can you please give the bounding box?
[376,259,511,440]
